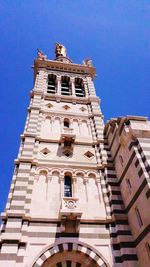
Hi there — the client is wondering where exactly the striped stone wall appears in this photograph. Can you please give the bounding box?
[105,116,150,267]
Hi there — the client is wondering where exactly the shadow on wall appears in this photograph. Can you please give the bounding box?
[56,143,74,158]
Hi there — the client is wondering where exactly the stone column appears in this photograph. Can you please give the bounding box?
[56,76,61,95]
[72,175,77,197]
[60,117,64,132]
[47,173,52,201]
[59,175,64,199]
[51,116,55,132]
[87,121,91,136]
[83,176,89,202]
[70,118,73,130]
[83,81,88,97]
[78,120,82,135]
[70,77,76,96]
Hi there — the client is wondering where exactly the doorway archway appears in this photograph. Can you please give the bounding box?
[32,241,109,267]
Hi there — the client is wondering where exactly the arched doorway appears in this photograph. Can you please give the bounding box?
[32,242,109,267]
[42,250,99,267]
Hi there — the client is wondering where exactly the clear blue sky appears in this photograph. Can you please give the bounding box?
[0,1,149,213]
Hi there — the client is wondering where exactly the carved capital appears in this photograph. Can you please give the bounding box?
[83,177,88,184]
[47,174,52,181]
[70,77,75,83]
[59,175,64,182]
[95,177,101,184]
[72,176,77,183]
[56,76,61,82]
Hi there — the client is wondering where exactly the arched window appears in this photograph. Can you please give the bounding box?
[75,78,85,97]
[47,74,56,94]
[64,118,70,128]
[64,175,72,197]
[61,76,71,96]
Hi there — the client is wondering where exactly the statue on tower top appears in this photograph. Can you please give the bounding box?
[83,58,93,67]
[55,43,67,57]
[37,49,47,60]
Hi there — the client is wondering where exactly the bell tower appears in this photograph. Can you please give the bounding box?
[0,44,139,267]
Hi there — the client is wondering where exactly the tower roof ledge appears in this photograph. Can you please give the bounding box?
[34,58,96,80]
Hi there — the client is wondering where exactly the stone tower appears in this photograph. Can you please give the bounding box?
[1,44,149,267]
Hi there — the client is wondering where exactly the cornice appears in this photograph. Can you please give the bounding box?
[26,106,103,120]
[14,156,112,171]
[20,133,105,145]
[34,58,96,80]
[30,89,100,105]
[1,212,114,224]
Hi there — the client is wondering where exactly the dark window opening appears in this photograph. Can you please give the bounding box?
[47,74,56,94]
[75,78,85,97]
[66,261,72,267]
[61,76,71,96]
[126,179,132,193]
[64,176,72,197]
[135,207,143,227]
[119,155,124,166]
[64,119,70,128]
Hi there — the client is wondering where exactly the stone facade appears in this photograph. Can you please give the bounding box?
[0,45,149,267]
[105,116,150,267]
